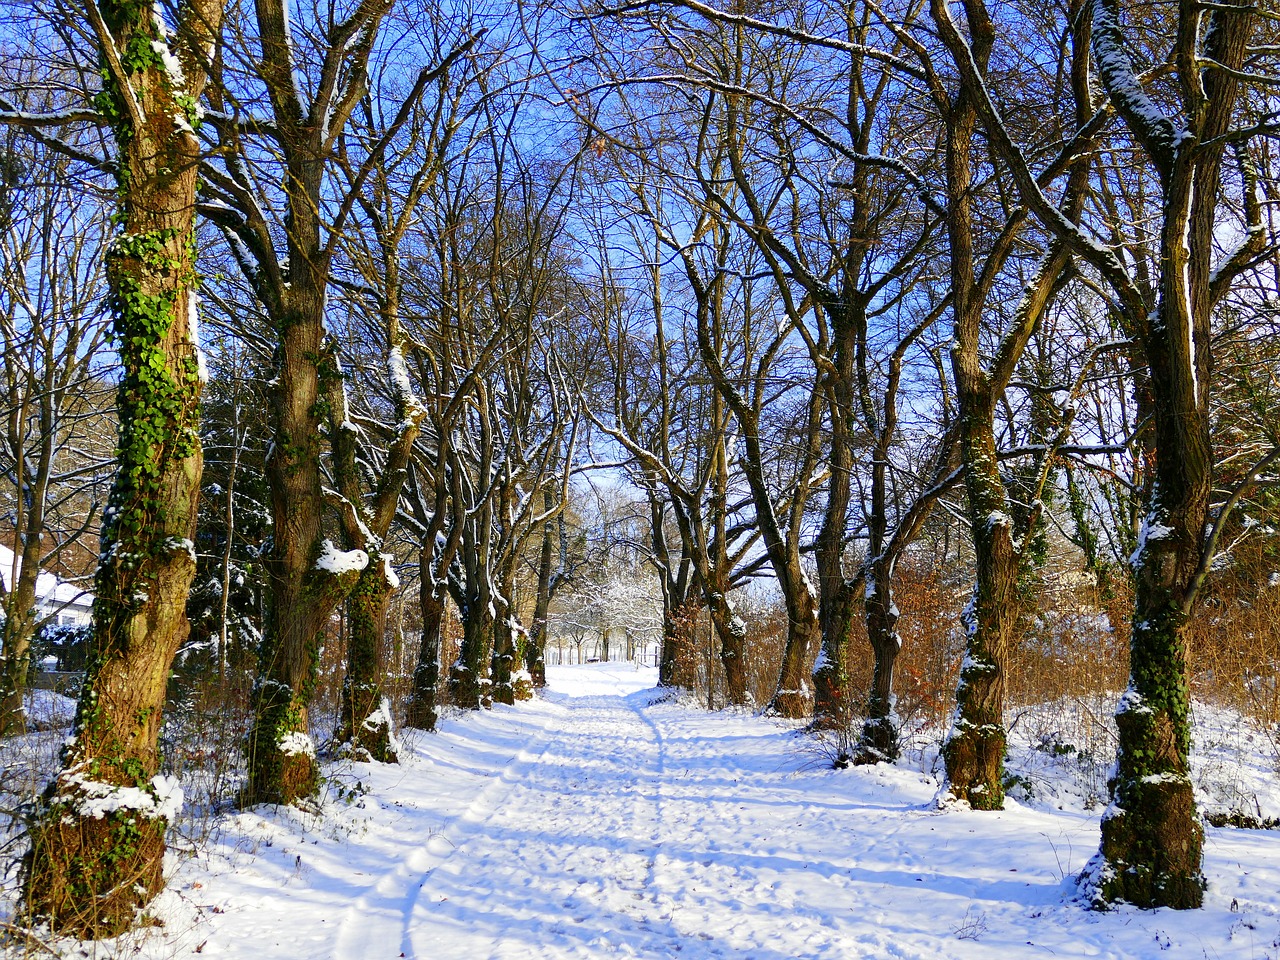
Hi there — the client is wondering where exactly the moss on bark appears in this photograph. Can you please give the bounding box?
[336,565,399,763]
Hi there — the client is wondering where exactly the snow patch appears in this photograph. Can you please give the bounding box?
[278,731,316,758]
[380,553,400,590]
[58,771,183,822]
[315,540,369,576]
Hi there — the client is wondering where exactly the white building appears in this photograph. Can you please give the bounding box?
[0,543,94,628]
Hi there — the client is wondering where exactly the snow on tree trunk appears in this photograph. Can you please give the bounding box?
[490,617,531,706]
[450,602,493,710]
[406,568,446,731]
[941,436,1018,809]
[709,592,751,708]
[336,562,400,762]
[855,573,902,764]
[768,588,821,720]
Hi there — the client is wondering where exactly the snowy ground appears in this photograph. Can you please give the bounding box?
[6,664,1280,959]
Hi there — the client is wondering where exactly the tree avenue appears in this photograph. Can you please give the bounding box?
[0,0,1277,939]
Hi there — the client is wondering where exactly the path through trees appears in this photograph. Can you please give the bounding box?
[135,665,1280,960]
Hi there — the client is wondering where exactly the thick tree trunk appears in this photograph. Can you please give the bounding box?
[770,617,821,718]
[450,601,493,710]
[658,608,680,687]
[406,551,446,730]
[941,401,1018,809]
[21,0,219,935]
[0,584,37,736]
[247,538,365,804]
[245,313,368,805]
[813,305,859,731]
[812,582,855,732]
[854,575,902,763]
[1089,254,1211,910]
[335,561,399,761]
[528,524,553,689]
[246,318,369,803]
[708,590,750,707]
[490,590,532,705]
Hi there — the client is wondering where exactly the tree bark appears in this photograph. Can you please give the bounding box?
[335,561,399,761]
[22,0,220,936]
[527,507,555,688]
[0,555,39,735]
[489,587,531,705]
[450,599,493,710]
[855,571,902,763]
[941,395,1018,808]
[707,588,750,707]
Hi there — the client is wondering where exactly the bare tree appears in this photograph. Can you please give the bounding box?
[0,137,111,735]
[924,0,1275,901]
[324,20,479,761]
[199,0,461,803]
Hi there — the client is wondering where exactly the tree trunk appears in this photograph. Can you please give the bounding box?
[941,400,1018,809]
[22,0,220,935]
[708,590,750,707]
[813,304,859,731]
[489,588,531,705]
[406,550,446,730]
[658,606,681,687]
[812,581,855,732]
[0,580,37,736]
[335,561,399,761]
[1089,198,1211,912]
[854,573,902,763]
[527,515,554,688]
[245,309,368,804]
[769,606,821,719]
[450,601,493,710]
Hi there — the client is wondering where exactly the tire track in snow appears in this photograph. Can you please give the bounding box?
[331,706,565,960]
[401,692,692,959]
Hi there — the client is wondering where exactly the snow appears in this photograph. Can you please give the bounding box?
[189,292,208,383]
[1130,507,1175,568]
[1182,168,1198,403]
[380,553,400,590]
[0,664,1265,958]
[314,539,369,576]
[23,688,77,729]
[277,731,316,758]
[57,770,184,822]
[1090,0,1183,158]
[150,39,186,88]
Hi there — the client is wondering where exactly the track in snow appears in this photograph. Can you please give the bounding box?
[193,665,1273,960]
[334,690,685,960]
[332,682,920,960]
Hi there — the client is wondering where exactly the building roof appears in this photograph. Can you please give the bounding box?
[0,542,94,610]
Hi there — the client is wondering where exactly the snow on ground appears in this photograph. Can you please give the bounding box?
[24,688,78,730]
[7,664,1280,959]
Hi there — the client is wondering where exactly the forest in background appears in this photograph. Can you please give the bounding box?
[0,0,1278,938]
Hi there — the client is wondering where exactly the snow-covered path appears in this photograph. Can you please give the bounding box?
[115,664,1280,960]
[334,681,673,959]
